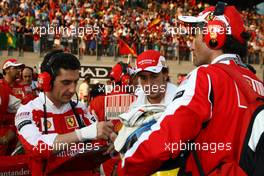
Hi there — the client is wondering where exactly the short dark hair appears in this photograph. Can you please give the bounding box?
[161,67,170,82]
[161,67,169,74]
[41,51,80,86]
[40,49,64,72]
[222,32,251,58]
[90,83,105,100]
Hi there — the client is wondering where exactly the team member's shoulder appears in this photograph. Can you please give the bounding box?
[15,103,34,131]
[15,96,43,128]
[173,66,209,100]
[177,66,207,87]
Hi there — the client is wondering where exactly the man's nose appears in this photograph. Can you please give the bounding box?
[146,78,153,85]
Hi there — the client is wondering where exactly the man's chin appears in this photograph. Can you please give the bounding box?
[62,96,73,103]
[147,93,160,99]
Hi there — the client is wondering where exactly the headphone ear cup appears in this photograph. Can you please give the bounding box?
[204,20,226,50]
[38,72,52,92]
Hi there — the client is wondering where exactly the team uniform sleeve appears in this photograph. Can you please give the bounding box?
[121,67,214,175]
[15,104,58,158]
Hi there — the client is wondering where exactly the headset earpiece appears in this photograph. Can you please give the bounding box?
[38,54,59,92]
[203,1,227,50]
[204,19,227,49]
[37,71,52,92]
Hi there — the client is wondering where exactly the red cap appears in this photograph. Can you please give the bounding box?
[178,5,246,44]
[2,59,25,70]
[135,50,167,74]
[109,62,133,83]
[109,63,123,82]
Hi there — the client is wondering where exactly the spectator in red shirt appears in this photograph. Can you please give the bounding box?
[0,59,24,155]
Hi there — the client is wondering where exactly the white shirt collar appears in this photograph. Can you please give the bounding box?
[39,92,70,113]
[211,54,239,64]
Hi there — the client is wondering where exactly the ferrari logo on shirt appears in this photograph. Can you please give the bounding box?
[65,115,77,129]
[41,118,55,131]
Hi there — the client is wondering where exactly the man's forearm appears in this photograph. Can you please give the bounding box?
[52,131,80,154]
[52,122,97,154]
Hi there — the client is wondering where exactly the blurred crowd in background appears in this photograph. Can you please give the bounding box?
[0,0,263,64]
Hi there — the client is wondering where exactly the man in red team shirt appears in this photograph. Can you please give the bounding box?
[89,61,136,175]
[2,59,24,95]
[0,79,21,155]
[0,58,25,155]
[2,58,36,104]
[121,3,264,176]
[15,51,114,176]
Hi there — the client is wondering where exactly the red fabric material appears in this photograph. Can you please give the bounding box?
[12,82,36,104]
[118,39,137,56]
[189,0,196,6]
[49,0,56,10]
[0,155,30,175]
[109,63,123,83]
[136,50,162,70]
[0,80,10,116]
[0,80,16,156]
[101,157,120,176]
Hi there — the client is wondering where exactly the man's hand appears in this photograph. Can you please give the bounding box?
[110,132,117,142]
[96,121,114,140]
